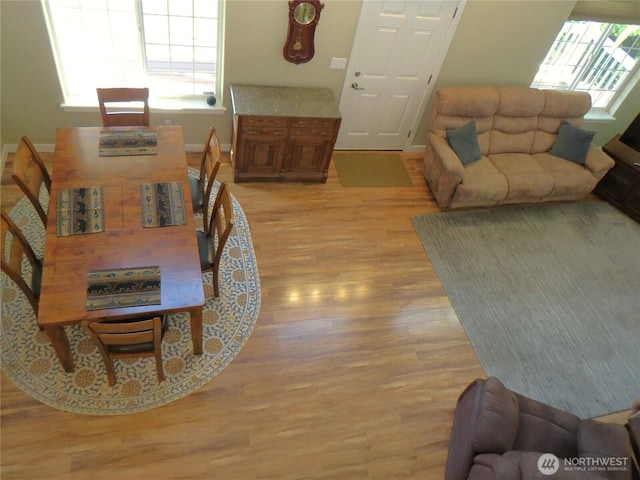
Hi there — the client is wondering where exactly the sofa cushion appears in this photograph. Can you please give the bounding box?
[447,121,482,165]
[488,87,545,156]
[474,452,555,480]
[549,120,596,164]
[488,153,555,202]
[472,451,612,480]
[541,89,592,118]
[512,390,580,459]
[451,159,509,208]
[496,87,545,117]
[469,453,512,479]
[534,153,597,200]
[489,128,536,155]
[577,419,633,480]
[436,87,500,118]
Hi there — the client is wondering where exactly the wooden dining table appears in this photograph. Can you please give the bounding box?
[38,126,205,372]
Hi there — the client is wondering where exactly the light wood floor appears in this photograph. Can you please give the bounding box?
[0,150,624,479]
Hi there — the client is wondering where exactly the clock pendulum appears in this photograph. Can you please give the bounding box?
[293,28,303,51]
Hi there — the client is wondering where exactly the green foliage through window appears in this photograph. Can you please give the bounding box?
[532,21,640,111]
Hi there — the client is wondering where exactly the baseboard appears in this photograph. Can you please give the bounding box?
[1,145,10,176]
[406,144,426,153]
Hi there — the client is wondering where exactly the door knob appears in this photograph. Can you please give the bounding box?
[351,82,365,91]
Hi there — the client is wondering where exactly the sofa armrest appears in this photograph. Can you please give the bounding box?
[445,378,519,480]
[429,133,466,177]
[584,146,615,180]
[424,133,465,208]
[445,380,485,480]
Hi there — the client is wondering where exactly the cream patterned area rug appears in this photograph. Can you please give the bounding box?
[1,170,260,415]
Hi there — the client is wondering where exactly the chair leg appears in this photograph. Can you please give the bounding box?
[155,352,165,383]
[153,316,165,382]
[94,340,117,386]
[213,266,220,297]
[104,359,117,387]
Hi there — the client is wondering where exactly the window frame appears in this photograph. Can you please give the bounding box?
[41,0,226,113]
[531,19,640,119]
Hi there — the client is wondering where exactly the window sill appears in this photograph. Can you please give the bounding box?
[61,97,227,115]
[585,111,615,122]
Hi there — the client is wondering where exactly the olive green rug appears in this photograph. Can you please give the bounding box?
[332,152,413,187]
[1,169,261,415]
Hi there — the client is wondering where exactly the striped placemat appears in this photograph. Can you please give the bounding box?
[140,182,187,227]
[86,266,161,310]
[57,187,105,236]
[99,130,158,156]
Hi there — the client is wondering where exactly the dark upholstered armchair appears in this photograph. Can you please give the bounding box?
[445,377,633,480]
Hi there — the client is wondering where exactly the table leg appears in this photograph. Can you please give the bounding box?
[43,325,74,372]
[190,307,203,355]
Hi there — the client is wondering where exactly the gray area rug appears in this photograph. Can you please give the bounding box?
[411,201,640,418]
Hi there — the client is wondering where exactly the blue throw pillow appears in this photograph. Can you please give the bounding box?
[549,120,595,165]
[446,121,482,165]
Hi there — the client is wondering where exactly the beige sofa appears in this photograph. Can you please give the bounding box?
[424,87,615,209]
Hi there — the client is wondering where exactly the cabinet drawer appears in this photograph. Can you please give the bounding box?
[240,127,287,137]
[290,118,339,129]
[290,127,335,139]
[240,116,288,128]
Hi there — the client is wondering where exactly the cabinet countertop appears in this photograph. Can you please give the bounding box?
[230,84,341,119]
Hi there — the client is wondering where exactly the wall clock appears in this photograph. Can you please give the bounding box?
[283,0,324,64]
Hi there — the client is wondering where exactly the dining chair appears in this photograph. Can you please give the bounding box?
[96,87,150,127]
[197,182,235,297]
[12,136,51,228]
[190,127,221,215]
[1,210,43,316]
[81,315,167,386]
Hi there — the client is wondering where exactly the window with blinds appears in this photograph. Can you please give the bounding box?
[42,0,223,107]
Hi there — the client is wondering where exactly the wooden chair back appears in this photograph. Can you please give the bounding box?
[12,136,51,228]
[96,87,150,127]
[204,182,235,297]
[200,127,222,221]
[82,316,165,386]
[1,210,42,315]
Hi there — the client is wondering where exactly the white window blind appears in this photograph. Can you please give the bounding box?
[531,20,640,114]
[42,0,223,107]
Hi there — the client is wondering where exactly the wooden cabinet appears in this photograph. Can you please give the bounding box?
[594,134,640,223]
[230,85,341,183]
[233,116,289,181]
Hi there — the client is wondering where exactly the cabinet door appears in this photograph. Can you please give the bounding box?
[236,126,288,180]
[285,130,334,177]
[285,118,340,182]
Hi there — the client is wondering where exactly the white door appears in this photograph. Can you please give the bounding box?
[336,0,463,150]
